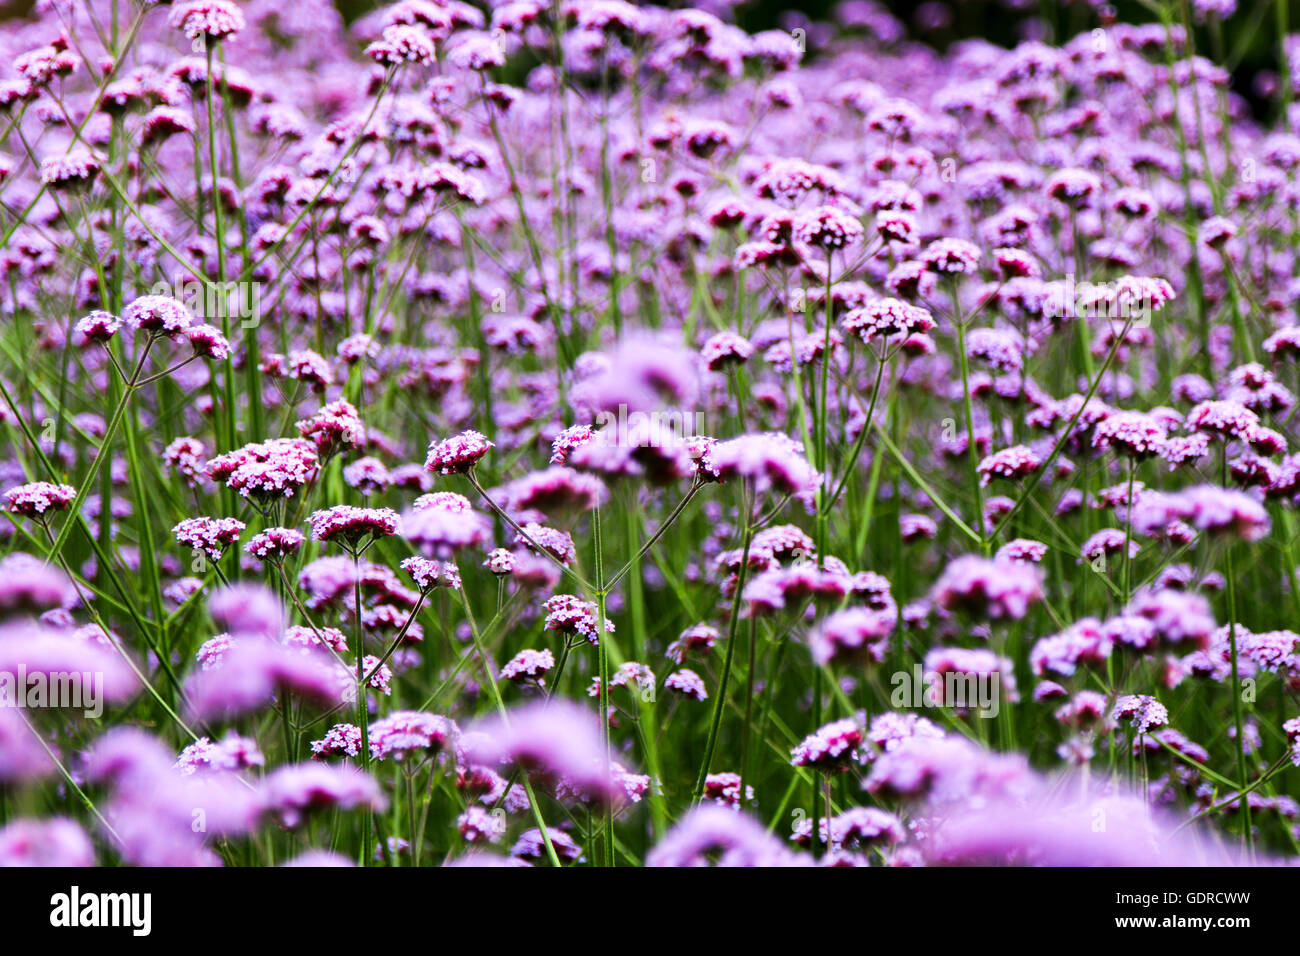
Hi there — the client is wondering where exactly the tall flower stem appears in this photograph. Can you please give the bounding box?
[810,672,823,859]
[1221,449,1253,856]
[204,42,239,453]
[1122,456,1136,605]
[591,503,615,867]
[466,473,594,592]
[952,285,987,553]
[352,553,372,866]
[692,490,753,803]
[814,266,836,564]
[738,615,759,810]
[602,480,700,592]
[827,353,886,512]
[44,335,155,566]
[457,585,562,867]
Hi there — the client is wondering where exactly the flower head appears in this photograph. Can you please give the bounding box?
[425,431,493,475]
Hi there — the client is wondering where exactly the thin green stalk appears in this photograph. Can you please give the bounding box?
[457,585,563,867]
[351,551,374,866]
[952,296,987,554]
[592,504,614,867]
[1221,451,1253,856]
[44,335,156,566]
[692,495,753,803]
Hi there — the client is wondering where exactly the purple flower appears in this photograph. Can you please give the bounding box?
[1131,485,1269,541]
[996,538,1047,563]
[504,466,608,515]
[368,711,458,761]
[588,662,656,700]
[367,25,439,67]
[72,310,121,345]
[703,772,755,810]
[663,668,707,700]
[921,237,980,274]
[185,323,231,360]
[701,332,755,371]
[543,594,613,644]
[425,431,493,475]
[790,717,864,772]
[163,437,207,487]
[501,648,555,684]
[1080,528,1140,562]
[1124,587,1216,650]
[924,647,1018,707]
[928,790,1244,866]
[173,516,245,561]
[741,564,851,613]
[0,553,78,613]
[1179,485,1271,541]
[40,151,99,189]
[207,438,320,504]
[0,708,54,783]
[0,622,139,704]
[177,734,264,775]
[184,638,344,721]
[312,722,363,759]
[400,556,461,591]
[308,505,400,548]
[401,493,490,558]
[549,424,598,465]
[1187,400,1259,442]
[169,0,246,40]
[84,728,260,865]
[977,445,1041,486]
[793,807,905,850]
[1030,619,1112,677]
[261,763,386,828]
[296,400,365,458]
[647,806,807,867]
[667,623,719,663]
[570,339,700,418]
[3,481,76,518]
[1112,694,1169,734]
[842,298,935,345]
[866,734,1033,805]
[705,432,819,501]
[512,827,584,863]
[931,555,1044,620]
[0,818,94,866]
[281,850,355,867]
[463,700,624,806]
[208,582,286,639]
[122,294,192,335]
[1093,411,1168,458]
[244,527,306,563]
[515,523,576,564]
[343,457,392,495]
[458,805,507,845]
[808,606,894,666]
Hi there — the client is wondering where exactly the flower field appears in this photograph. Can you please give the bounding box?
[0,0,1297,871]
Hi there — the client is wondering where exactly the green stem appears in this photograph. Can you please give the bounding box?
[692,495,753,803]
[457,586,563,867]
[952,296,987,553]
[1221,451,1253,857]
